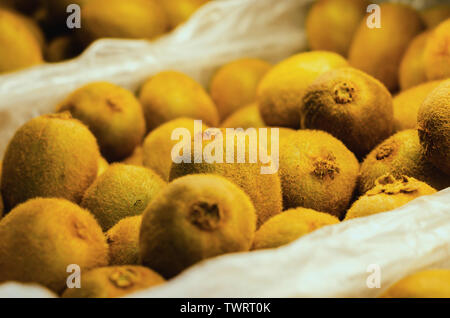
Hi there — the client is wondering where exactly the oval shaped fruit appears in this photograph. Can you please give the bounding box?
[399,31,429,90]
[220,103,265,129]
[0,198,108,293]
[140,174,256,278]
[423,19,450,81]
[107,216,142,266]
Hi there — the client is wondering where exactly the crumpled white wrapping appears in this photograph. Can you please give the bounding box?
[0,0,448,298]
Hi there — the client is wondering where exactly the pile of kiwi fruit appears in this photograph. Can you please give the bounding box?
[0,0,449,298]
[0,0,211,74]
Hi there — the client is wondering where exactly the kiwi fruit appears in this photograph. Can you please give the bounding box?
[45,36,81,63]
[81,164,166,231]
[0,8,43,74]
[161,0,210,29]
[417,79,450,175]
[106,216,142,266]
[79,0,168,45]
[348,3,424,92]
[142,118,208,181]
[1,113,100,211]
[61,265,165,298]
[220,103,265,129]
[140,174,256,278]
[381,269,450,298]
[345,174,436,220]
[257,51,348,128]
[279,130,359,218]
[393,80,442,132]
[300,67,393,158]
[0,198,108,293]
[399,31,430,90]
[169,128,283,227]
[97,157,109,177]
[423,19,450,81]
[122,146,143,166]
[57,82,146,162]
[306,0,368,57]
[0,163,3,218]
[421,5,450,29]
[359,129,450,194]
[252,207,339,250]
[210,58,271,120]
[139,71,219,132]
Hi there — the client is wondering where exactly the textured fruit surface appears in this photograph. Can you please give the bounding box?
[107,216,142,266]
[306,0,368,56]
[81,164,166,231]
[252,207,339,250]
[143,118,208,181]
[300,67,393,158]
[399,31,429,90]
[161,0,210,29]
[359,130,449,194]
[345,175,436,220]
[1,113,100,211]
[169,128,283,227]
[417,79,450,175]
[381,269,450,298]
[62,265,164,298]
[79,0,168,44]
[139,71,219,132]
[349,3,424,91]
[140,174,256,278]
[423,19,450,81]
[257,51,348,128]
[393,80,441,132]
[0,8,43,73]
[210,58,271,120]
[279,130,359,218]
[421,5,450,29]
[58,82,146,162]
[220,103,265,129]
[0,198,108,293]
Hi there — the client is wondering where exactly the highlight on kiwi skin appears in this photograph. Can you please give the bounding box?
[300,67,394,159]
[252,207,339,250]
[61,266,165,298]
[345,174,436,220]
[139,174,256,278]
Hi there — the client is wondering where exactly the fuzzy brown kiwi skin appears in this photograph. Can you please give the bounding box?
[359,129,450,194]
[300,67,394,159]
[417,79,450,175]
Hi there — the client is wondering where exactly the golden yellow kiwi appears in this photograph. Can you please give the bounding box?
[142,118,208,181]
[359,129,450,194]
[393,80,442,132]
[399,31,430,90]
[122,146,143,166]
[421,4,450,29]
[257,51,348,128]
[252,207,339,250]
[0,163,3,218]
[381,269,450,298]
[423,19,450,81]
[1,113,100,211]
[140,174,256,278]
[417,79,450,175]
[348,3,424,91]
[306,0,369,56]
[220,103,265,129]
[169,128,283,227]
[210,58,271,120]
[79,0,168,44]
[279,130,359,218]
[97,157,109,177]
[5,8,45,49]
[45,36,81,63]
[0,198,108,293]
[106,216,142,266]
[300,67,393,158]
[57,82,146,162]
[139,71,219,132]
[161,0,209,29]
[61,265,165,298]
[0,8,43,74]
[81,164,166,231]
[345,174,436,220]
